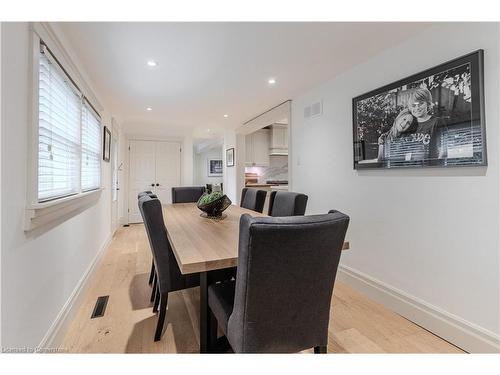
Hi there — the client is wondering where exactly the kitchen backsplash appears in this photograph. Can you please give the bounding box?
[245,155,288,183]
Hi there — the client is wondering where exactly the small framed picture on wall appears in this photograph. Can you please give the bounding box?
[208,159,223,177]
[103,126,111,162]
[226,148,235,167]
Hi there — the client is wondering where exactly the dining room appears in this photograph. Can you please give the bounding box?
[1,2,500,373]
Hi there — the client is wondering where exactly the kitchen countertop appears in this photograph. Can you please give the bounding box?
[245,184,289,190]
[245,183,274,187]
[269,185,288,190]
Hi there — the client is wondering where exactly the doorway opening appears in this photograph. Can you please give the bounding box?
[193,137,224,193]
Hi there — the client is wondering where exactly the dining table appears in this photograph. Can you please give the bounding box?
[162,202,350,353]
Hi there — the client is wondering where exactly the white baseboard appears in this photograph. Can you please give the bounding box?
[38,234,112,350]
[337,264,500,353]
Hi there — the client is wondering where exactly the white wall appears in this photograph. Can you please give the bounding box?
[223,129,245,204]
[1,23,114,348]
[181,135,194,186]
[291,23,500,352]
[0,21,3,349]
[194,147,223,186]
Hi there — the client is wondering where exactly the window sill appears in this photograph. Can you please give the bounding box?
[24,188,103,231]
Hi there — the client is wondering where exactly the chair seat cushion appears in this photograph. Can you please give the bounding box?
[208,279,236,334]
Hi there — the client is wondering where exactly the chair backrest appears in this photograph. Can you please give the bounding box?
[240,188,267,213]
[171,186,205,203]
[138,194,157,260]
[139,195,186,294]
[268,191,308,217]
[139,195,175,294]
[138,192,158,224]
[227,210,349,353]
[137,190,153,199]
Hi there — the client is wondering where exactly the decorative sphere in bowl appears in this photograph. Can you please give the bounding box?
[196,191,232,218]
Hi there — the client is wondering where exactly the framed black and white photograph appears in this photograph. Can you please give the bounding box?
[208,159,223,177]
[103,126,111,162]
[352,50,486,169]
[226,148,235,167]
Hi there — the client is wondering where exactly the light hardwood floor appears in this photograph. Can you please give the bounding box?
[61,224,464,353]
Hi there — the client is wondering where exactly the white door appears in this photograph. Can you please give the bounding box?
[128,140,181,223]
[128,140,156,223]
[155,141,181,204]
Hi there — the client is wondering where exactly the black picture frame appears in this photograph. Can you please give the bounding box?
[226,148,235,167]
[352,50,486,170]
[103,126,111,162]
[207,159,223,177]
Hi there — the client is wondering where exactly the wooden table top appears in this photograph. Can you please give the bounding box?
[163,203,349,275]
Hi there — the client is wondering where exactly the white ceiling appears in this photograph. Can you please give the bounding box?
[56,22,435,137]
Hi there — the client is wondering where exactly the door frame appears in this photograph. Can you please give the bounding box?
[126,137,183,224]
[233,100,292,203]
[110,120,120,234]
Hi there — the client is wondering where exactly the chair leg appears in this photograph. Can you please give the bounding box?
[148,261,155,286]
[150,273,157,302]
[207,308,218,352]
[153,286,160,313]
[314,346,327,354]
[154,293,168,342]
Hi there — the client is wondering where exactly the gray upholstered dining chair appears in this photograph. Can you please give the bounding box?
[240,187,267,213]
[140,195,200,341]
[138,191,158,287]
[137,190,153,199]
[171,186,206,203]
[207,210,350,353]
[268,190,308,216]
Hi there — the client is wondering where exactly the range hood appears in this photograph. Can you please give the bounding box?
[269,123,288,156]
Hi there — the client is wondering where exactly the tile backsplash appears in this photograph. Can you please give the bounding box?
[245,155,288,183]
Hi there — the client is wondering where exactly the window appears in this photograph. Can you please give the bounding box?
[37,43,101,202]
[81,102,102,191]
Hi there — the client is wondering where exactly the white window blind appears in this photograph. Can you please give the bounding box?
[37,43,102,203]
[38,45,81,202]
[81,101,102,191]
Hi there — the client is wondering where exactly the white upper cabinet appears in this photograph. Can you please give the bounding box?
[269,124,288,155]
[245,129,270,166]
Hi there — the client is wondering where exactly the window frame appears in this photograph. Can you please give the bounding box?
[81,98,103,193]
[25,25,104,231]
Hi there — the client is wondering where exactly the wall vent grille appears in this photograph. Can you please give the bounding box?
[304,100,323,119]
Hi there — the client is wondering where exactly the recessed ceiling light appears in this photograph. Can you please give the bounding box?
[207,129,211,132]
[268,78,276,85]
[146,107,152,111]
[147,60,157,67]
[223,114,229,118]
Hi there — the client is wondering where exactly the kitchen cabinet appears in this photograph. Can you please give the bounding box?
[245,129,270,166]
[269,123,288,155]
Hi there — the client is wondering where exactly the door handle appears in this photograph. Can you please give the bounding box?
[156,183,160,186]
[151,183,155,187]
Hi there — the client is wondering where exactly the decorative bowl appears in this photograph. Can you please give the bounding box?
[196,192,232,218]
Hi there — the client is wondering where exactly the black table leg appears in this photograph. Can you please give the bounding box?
[200,271,209,353]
